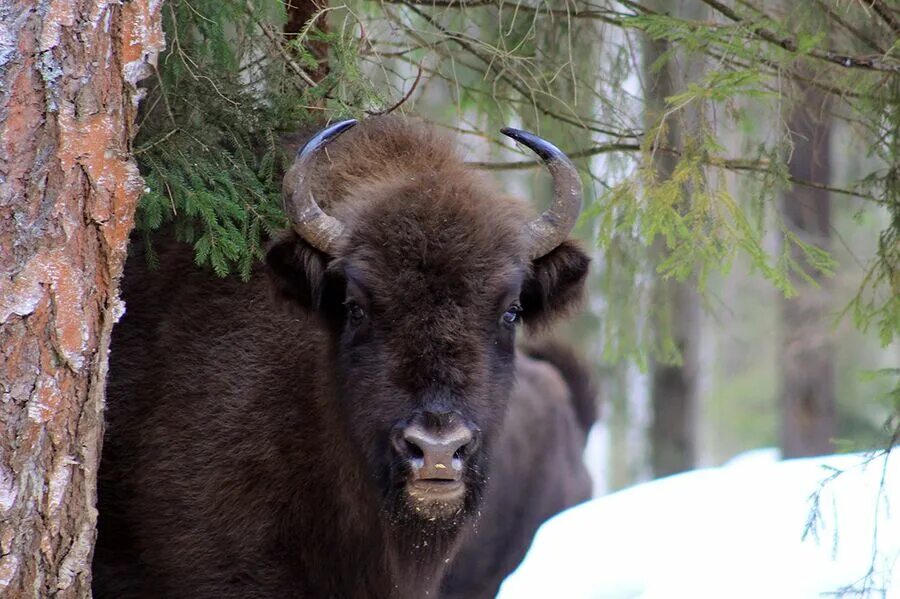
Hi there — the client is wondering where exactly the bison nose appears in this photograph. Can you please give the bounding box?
[394,422,475,480]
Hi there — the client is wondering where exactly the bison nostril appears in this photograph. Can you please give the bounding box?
[400,422,474,480]
[405,439,424,461]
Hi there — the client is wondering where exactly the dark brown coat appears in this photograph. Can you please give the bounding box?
[94,117,590,598]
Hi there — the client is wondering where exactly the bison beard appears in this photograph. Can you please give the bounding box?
[94,116,590,598]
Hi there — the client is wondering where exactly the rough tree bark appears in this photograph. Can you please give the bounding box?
[0,1,163,596]
[642,10,701,478]
[778,82,835,458]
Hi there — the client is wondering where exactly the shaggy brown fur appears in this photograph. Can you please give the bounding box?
[94,116,590,598]
[442,340,596,599]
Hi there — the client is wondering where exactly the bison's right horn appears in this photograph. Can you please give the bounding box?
[284,119,357,255]
[501,128,583,260]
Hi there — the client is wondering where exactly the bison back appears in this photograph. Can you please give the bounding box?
[94,237,331,598]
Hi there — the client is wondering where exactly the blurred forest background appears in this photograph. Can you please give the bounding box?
[134,0,899,493]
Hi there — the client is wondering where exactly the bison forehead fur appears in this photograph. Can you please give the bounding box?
[94,115,591,598]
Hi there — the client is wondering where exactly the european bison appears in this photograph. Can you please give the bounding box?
[94,116,590,598]
[443,340,597,599]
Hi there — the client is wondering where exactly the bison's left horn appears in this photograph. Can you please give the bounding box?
[501,128,583,259]
[284,119,357,255]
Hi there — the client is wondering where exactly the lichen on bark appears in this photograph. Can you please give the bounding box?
[0,1,163,596]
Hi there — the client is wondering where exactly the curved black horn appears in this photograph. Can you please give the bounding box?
[501,128,583,259]
[284,119,358,254]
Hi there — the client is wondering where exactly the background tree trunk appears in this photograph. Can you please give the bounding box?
[648,276,700,477]
[284,0,330,83]
[0,2,163,596]
[778,82,836,458]
[642,5,702,478]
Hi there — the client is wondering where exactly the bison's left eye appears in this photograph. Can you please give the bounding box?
[501,304,522,326]
[345,301,366,326]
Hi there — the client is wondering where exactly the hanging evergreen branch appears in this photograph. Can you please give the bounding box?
[139,0,898,352]
[693,0,900,72]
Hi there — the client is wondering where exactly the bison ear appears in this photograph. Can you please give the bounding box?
[266,232,344,314]
[520,240,590,331]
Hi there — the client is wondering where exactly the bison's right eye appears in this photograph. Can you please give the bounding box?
[345,301,366,326]
[501,304,522,326]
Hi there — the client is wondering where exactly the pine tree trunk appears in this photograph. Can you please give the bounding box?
[642,19,700,479]
[0,2,163,596]
[778,83,835,459]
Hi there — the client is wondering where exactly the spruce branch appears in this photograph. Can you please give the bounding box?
[381,0,633,26]
[244,0,318,87]
[694,0,900,72]
[869,0,900,37]
[366,65,423,115]
[399,1,641,139]
[811,0,887,54]
[470,143,877,202]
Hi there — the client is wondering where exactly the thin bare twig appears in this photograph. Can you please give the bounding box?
[366,66,424,115]
[812,0,887,54]
[400,1,641,139]
[134,128,181,155]
[695,0,900,72]
[382,0,634,26]
[471,142,878,202]
[245,0,317,87]
[869,0,900,37]
[710,158,878,201]
[467,142,641,169]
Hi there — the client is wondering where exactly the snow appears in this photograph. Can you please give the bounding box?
[498,450,900,599]
[583,422,609,497]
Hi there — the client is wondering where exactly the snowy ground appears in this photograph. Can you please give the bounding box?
[498,450,899,599]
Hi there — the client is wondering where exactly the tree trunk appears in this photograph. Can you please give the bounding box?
[0,2,163,596]
[642,1,704,478]
[778,82,835,458]
[649,278,700,477]
[284,0,329,83]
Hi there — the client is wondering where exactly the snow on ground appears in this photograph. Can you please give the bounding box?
[498,450,899,599]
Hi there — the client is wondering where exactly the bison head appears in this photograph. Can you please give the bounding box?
[267,118,589,530]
